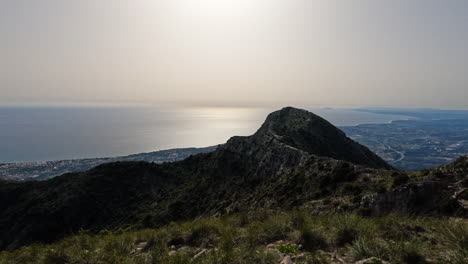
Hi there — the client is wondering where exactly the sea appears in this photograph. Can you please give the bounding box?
[0,106,409,163]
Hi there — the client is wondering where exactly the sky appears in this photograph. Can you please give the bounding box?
[1,0,468,108]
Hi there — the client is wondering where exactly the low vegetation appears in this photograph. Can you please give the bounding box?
[0,210,466,264]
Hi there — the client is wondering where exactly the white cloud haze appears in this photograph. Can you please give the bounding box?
[1,0,468,108]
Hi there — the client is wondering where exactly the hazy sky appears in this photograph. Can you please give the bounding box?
[1,0,468,108]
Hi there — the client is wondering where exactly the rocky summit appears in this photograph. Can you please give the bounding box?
[0,107,466,254]
[252,107,393,169]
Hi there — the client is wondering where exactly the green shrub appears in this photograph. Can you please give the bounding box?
[380,222,410,241]
[392,173,410,188]
[187,225,220,248]
[442,222,468,264]
[291,211,308,230]
[247,213,291,245]
[238,213,250,227]
[400,250,427,264]
[149,239,168,263]
[387,240,429,264]
[349,237,388,260]
[335,227,358,246]
[277,243,299,254]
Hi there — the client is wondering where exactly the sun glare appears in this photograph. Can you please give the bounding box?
[169,0,260,21]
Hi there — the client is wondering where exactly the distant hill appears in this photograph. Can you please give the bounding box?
[0,146,217,181]
[0,107,466,251]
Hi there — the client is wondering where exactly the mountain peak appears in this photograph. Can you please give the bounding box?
[256,106,340,137]
[253,107,393,169]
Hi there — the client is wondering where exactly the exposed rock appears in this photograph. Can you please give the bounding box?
[130,242,148,255]
[267,240,284,249]
[266,243,276,249]
[280,255,293,264]
[360,175,467,216]
[354,257,388,264]
[360,181,448,215]
[192,248,210,261]
[168,246,191,256]
[291,252,305,262]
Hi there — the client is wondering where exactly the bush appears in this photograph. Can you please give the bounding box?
[247,213,291,245]
[335,227,358,247]
[400,250,427,264]
[387,240,429,264]
[277,243,299,254]
[349,237,388,260]
[331,162,357,183]
[291,211,308,230]
[238,213,250,227]
[341,183,363,195]
[442,222,468,264]
[299,229,327,251]
[187,225,220,248]
[392,173,410,188]
[149,240,169,263]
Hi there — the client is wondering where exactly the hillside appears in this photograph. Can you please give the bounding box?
[1,211,466,264]
[0,107,466,254]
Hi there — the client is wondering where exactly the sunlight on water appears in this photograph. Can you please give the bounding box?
[0,106,408,162]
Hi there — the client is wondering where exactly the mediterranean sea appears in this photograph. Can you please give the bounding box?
[0,106,409,162]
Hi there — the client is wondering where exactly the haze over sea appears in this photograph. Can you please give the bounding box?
[0,106,408,163]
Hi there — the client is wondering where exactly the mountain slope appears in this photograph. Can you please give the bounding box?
[0,107,465,251]
[252,107,393,169]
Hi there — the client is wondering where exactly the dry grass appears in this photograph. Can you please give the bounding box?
[0,211,466,264]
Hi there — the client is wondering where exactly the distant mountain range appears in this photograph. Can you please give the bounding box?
[0,107,466,251]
